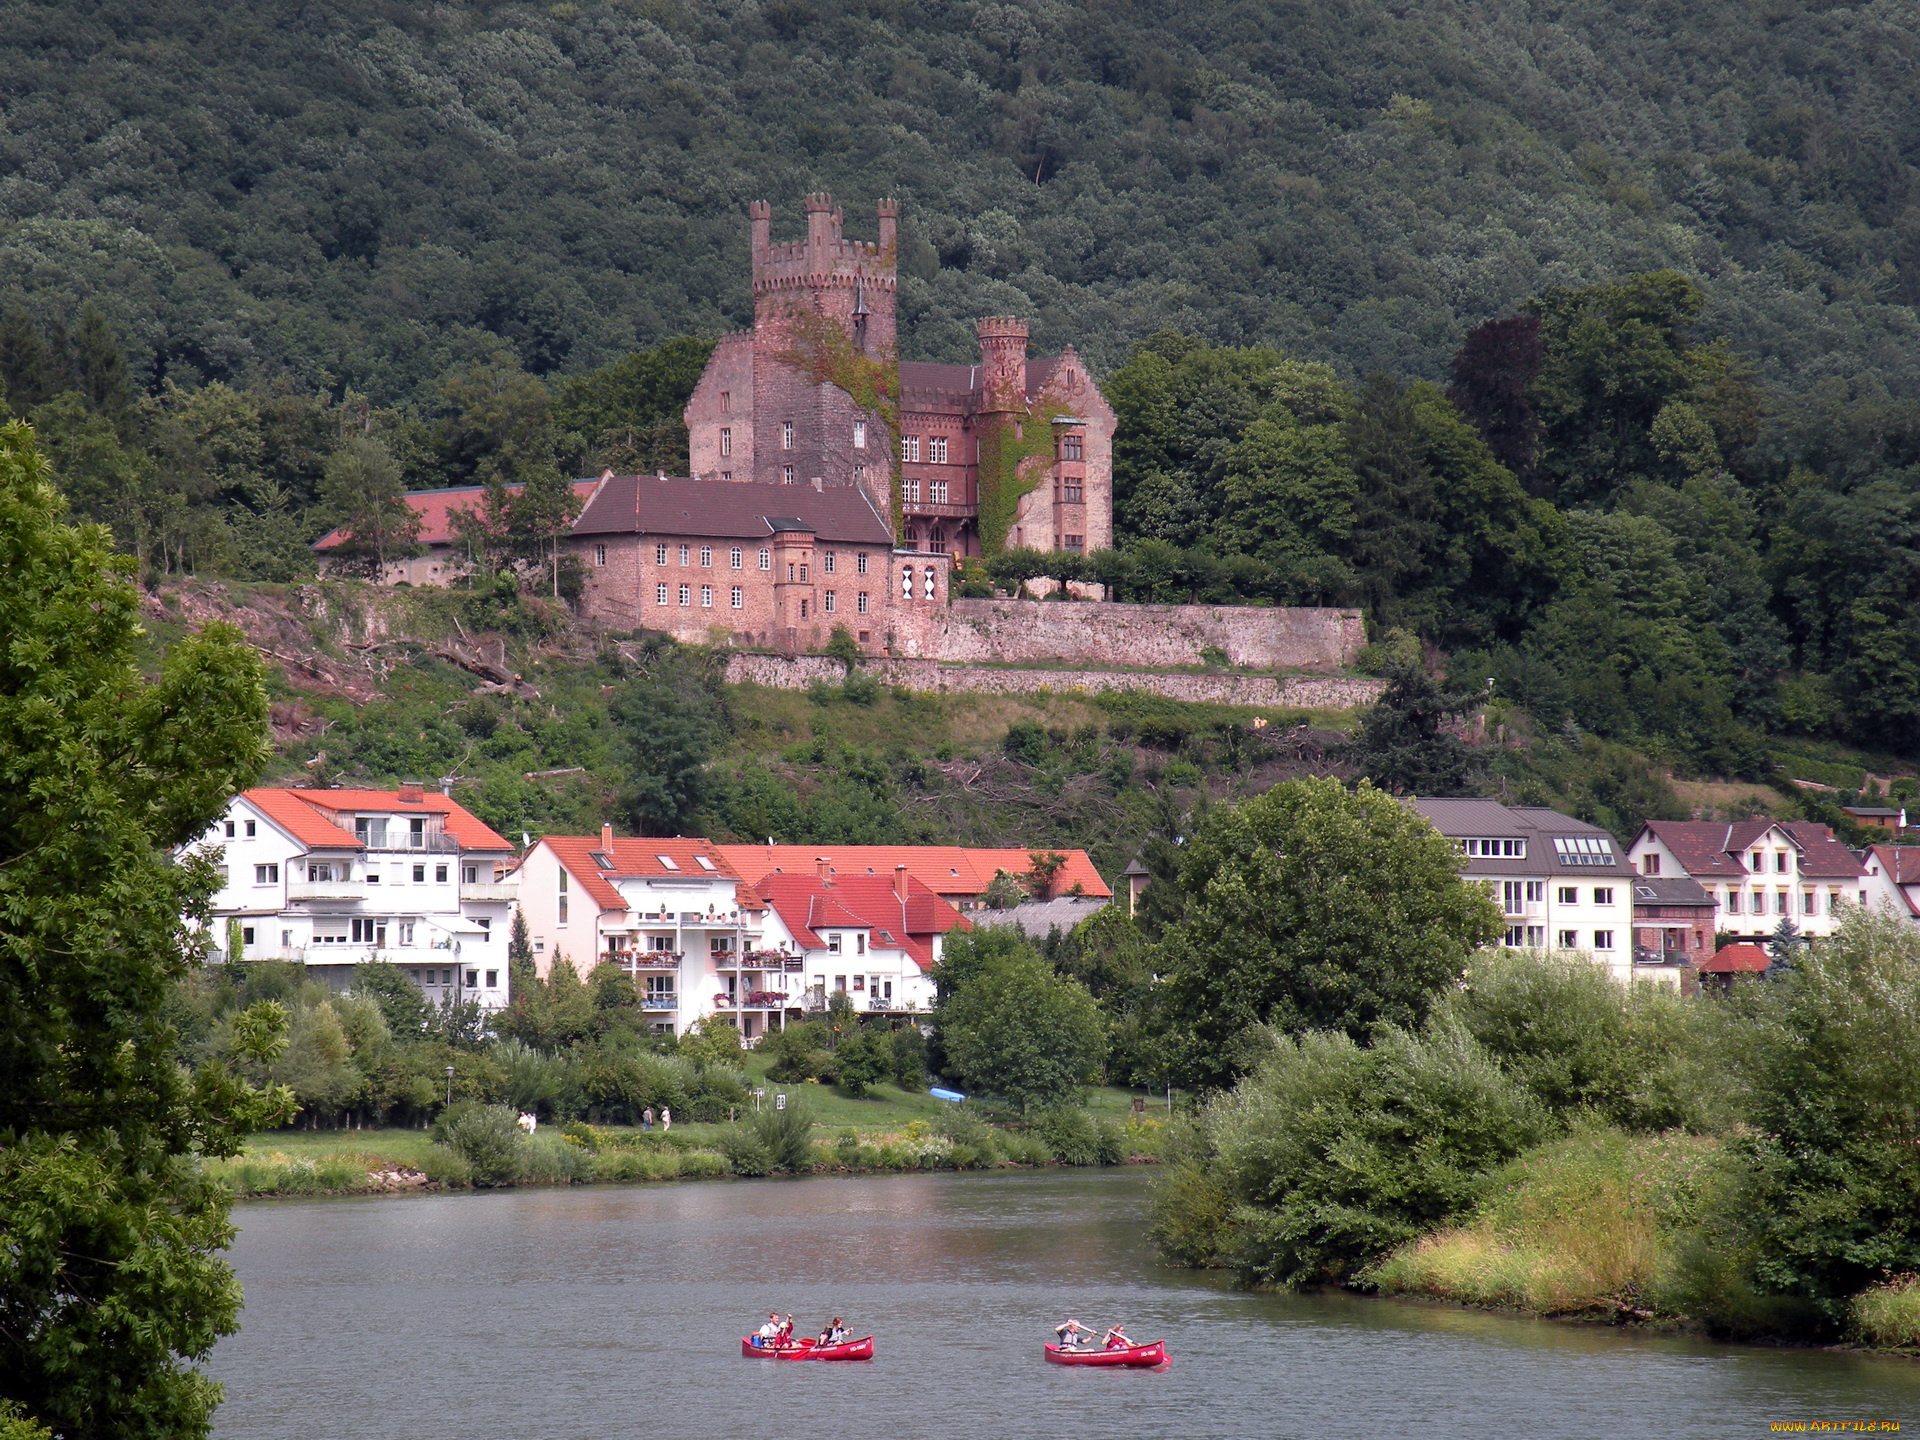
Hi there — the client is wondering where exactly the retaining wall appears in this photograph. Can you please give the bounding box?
[723,653,1385,709]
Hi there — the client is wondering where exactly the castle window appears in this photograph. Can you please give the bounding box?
[700,546,712,567]
[1061,480,1083,503]
[928,437,948,464]
[678,585,691,606]
[901,435,921,463]
[759,549,771,570]
[782,421,794,450]
[594,544,607,566]
[1064,534,1084,553]
[678,544,690,565]
[656,542,669,564]
[852,464,865,484]
[923,566,937,598]
[782,465,794,484]
[857,592,869,613]
[720,427,732,457]
[730,586,744,609]
[824,591,837,613]
[799,564,809,582]
[730,547,743,568]
[656,584,669,605]
[929,480,948,504]
[901,567,913,599]
[800,599,810,618]
[700,585,713,608]
[857,552,868,575]
[721,471,732,481]
[788,563,795,582]
[902,477,920,503]
[928,530,947,554]
[1060,433,1083,461]
[823,551,836,574]
[720,391,731,413]
[853,421,866,449]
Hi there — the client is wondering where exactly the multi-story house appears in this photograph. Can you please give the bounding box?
[714,843,1110,911]
[1627,821,1866,942]
[187,785,519,1010]
[1855,844,1920,921]
[1408,797,1654,981]
[514,830,964,1039]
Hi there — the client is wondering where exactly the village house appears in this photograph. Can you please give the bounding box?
[1408,797,1682,983]
[185,785,519,1010]
[1856,843,1920,921]
[1627,820,1866,941]
[514,830,967,1038]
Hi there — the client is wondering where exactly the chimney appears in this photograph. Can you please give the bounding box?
[811,475,824,491]
[876,198,898,257]
[398,780,424,804]
[894,863,909,903]
[815,856,832,881]
[601,823,614,851]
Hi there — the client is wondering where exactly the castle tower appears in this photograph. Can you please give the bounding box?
[976,317,1029,414]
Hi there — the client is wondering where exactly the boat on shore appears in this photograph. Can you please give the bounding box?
[1043,1340,1168,1368]
[740,1335,875,1361]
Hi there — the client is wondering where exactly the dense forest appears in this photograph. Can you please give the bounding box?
[7,0,1920,783]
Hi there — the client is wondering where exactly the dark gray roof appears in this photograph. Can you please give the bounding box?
[979,895,1111,939]
[1407,796,1635,878]
[1631,877,1715,907]
[573,474,893,545]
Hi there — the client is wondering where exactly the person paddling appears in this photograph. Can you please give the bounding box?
[1053,1318,1092,1349]
[1102,1324,1133,1350]
[819,1316,849,1346]
[754,1312,782,1348]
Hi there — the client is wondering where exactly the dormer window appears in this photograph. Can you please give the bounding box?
[657,855,680,871]
[1554,836,1614,866]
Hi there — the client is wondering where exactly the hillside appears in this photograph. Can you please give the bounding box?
[2,0,1917,401]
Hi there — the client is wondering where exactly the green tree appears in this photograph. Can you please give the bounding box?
[937,941,1106,1112]
[551,337,715,475]
[0,421,287,1437]
[317,436,420,579]
[1157,777,1503,1090]
[612,642,729,835]
[1342,665,1480,796]
[835,1026,892,1098]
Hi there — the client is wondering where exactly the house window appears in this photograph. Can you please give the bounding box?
[852,974,865,991]
[1801,890,1816,914]
[1775,852,1789,873]
[782,421,794,449]
[224,820,235,837]
[1557,886,1577,905]
[856,552,868,575]
[928,437,948,463]
[823,551,836,574]
[824,591,837,613]
[486,969,498,988]
[853,421,866,448]
[307,863,338,882]
[435,865,448,882]
[593,544,607,566]
[828,934,842,953]
[835,975,848,992]
[1594,887,1614,906]
[1505,925,1526,948]
[678,544,690,565]
[245,820,256,838]
[412,864,425,882]
[409,817,425,848]
[558,870,569,926]
[782,465,793,484]
[901,435,921,463]
[255,863,279,884]
[1558,930,1578,949]
[857,592,869,613]
[398,921,414,946]
[1751,851,1765,872]
[1642,853,1661,875]
[700,585,713,607]
[1464,839,1526,858]
[1063,534,1084,553]
[720,427,732,456]
[1061,434,1083,460]
[1593,930,1615,950]
[1726,891,1742,914]
[929,479,948,504]
[758,549,771,570]
[1526,881,1544,902]
[656,583,670,605]
[856,933,866,955]
[462,864,478,884]
[354,817,388,847]
[730,547,742,569]
[1829,888,1843,915]
[1526,926,1545,947]
[240,926,255,947]
[902,477,920,503]
[656,542,669,563]
[1775,890,1789,915]
[731,586,744,609]
[1501,881,1525,915]
[700,546,712,567]
[678,585,691,606]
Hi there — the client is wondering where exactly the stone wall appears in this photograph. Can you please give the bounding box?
[721,652,1385,710]
[889,598,1364,670]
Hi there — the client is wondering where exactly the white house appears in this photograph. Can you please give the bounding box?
[1408,797,1657,983]
[185,785,520,1010]
[515,831,964,1039]
[1854,843,1920,922]
[1628,820,1866,942]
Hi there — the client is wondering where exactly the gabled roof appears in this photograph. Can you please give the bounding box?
[240,788,513,852]
[572,473,893,544]
[1637,822,1750,878]
[537,836,740,913]
[312,480,598,551]
[715,844,1111,900]
[753,872,967,971]
[1637,820,1864,880]
[1701,942,1770,974]
[1778,821,1866,879]
[1868,844,1920,887]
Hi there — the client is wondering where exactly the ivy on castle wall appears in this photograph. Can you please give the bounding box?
[772,305,904,537]
[976,402,1071,555]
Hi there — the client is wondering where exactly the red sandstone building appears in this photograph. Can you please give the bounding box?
[682,194,1115,559]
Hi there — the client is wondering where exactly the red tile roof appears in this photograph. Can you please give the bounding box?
[1869,844,1920,887]
[538,836,740,913]
[242,788,513,851]
[716,844,1111,900]
[1701,942,1770,974]
[312,480,599,550]
[752,871,967,971]
[1638,820,1863,881]
[1777,821,1867,879]
[1638,822,1750,878]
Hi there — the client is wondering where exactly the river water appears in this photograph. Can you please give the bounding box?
[211,1169,1917,1439]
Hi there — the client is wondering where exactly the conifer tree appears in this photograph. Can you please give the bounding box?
[0,421,289,1436]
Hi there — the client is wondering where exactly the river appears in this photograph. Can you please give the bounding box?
[210,1169,1917,1439]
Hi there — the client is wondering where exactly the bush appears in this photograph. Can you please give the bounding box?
[761,1021,839,1084]
[519,1133,593,1184]
[753,1101,817,1172]
[1094,1121,1126,1166]
[677,1149,729,1178]
[1032,1107,1100,1166]
[887,1026,927,1089]
[835,1028,891,1098]
[1853,1276,1920,1349]
[716,1130,774,1177]
[421,1145,475,1188]
[679,1014,744,1068]
[433,1102,527,1187]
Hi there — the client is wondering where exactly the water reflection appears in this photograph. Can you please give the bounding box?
[212,1170,1918,1440]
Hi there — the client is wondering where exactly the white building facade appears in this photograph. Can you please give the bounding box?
[186,786,519,1010]
[1628,820,1866,942]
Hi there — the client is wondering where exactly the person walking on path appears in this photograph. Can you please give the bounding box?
[642,1106,655,1132]
[661,1106,672,1132]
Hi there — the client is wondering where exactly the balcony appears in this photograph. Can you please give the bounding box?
[1632,946,1693,967]
[459,882,517,903]
[640,995,678,1011]
[612,952,683,971]
[288,880,364,903]
[716,951,802,971]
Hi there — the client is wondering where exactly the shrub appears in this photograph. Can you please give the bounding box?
[519,1133,593,1184]
[1094,1121,1126,1166]
[679,1014,744,1068]
[1033,1107,1099,1166]
[753,1101,816,1172]
[835,1028,891,1098]
[716,1130,774,1177]
[433,1102,526,1187]
[421,1146,475,1188]
[677,1149,729,1178]
[887,1026,928,1088]
[1853,1276,1920,1349]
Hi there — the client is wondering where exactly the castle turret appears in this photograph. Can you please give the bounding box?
[977,317,1029,414]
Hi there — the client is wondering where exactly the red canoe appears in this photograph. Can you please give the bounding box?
[1044,1341,1168,1368]
[739,1336,875,1361]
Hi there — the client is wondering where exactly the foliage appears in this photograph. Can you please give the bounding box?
[612,639,729,836]
[1156,777,1504,1090]
[975,402,1072,555]
[834,1026,891,1098]
[1342,665,1479,796]
[0,425,284,1438]
[1853,1276,1920,1350]
[937,937,1106,1113]
[432,1103,526,1188]
[678,1014,745,1068]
